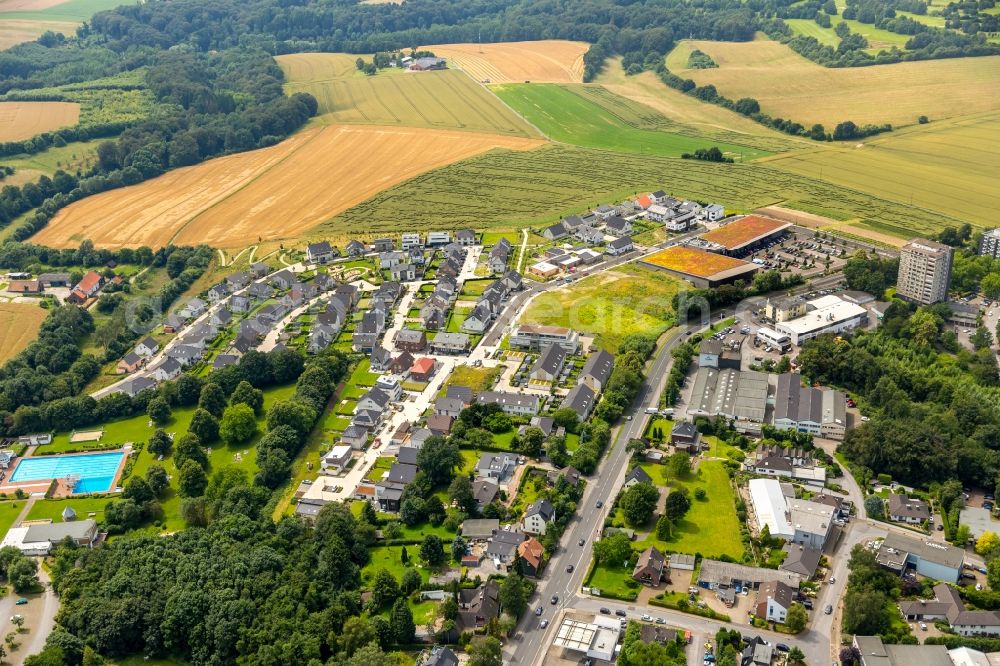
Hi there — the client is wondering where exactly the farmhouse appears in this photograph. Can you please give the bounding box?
[7,279,42,294]
[410,57,447,71]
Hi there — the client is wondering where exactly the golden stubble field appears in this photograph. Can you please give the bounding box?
[0,302,46,363]
[33,125,545,249]
[666,39,1000,127]
[0,101,79,141]
[420,40,589,83]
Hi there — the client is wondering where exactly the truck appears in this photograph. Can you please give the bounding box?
[645,407,658,415]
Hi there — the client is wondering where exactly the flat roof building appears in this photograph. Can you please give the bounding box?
[978,228,1000,259]
[876,531,964,582]
[551,615,622,663]
[510,324,580,353]
[775,295,869,345]
[641,245,759,288]
[689,367,770,433]
[897,238,953,305]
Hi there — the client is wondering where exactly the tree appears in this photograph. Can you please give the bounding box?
[863,496,885,520]
[416,436,461,486]
[123,476,154,504]
[987,557,1000,590]
[369,568,399,609]
[8,556,38,593]
[694,487,707,501]
[840,646,863,666]
[666,452,691,478]
[181,497,208,527]
[785,603,808,632]
[174,432,207,470]
[147,429,172,456]
[198,382,227,417]
[420,534,445,566]
[230,380,264,414]
[189,408,219,444]
[664,488,692,521]
[339,617,376,658]
[400,567,422,595]
[619,482,660,527]
[519,426,545,457]
[593,532,632,566]
[448,475,476,514]
[146,397,171,425]
[391,597,415,644]
[552,408,579,433]
[499,572,527,617]
[219,403,257,445]
[971,326,994,351]
[842,589,889,635]
[787,646,806,665]
[178,459,208,497]
[468,636,503,666]
[451,535,467,562]
[976,531,1000,556]
[266,399,316,438]
[655,514,674,540]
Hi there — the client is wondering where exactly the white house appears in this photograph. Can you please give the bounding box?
[321,445,353,473]
[703,204,725,222]
[523,499,555,535]
[135,336,159,357]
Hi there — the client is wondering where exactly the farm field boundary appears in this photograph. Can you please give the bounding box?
[32,124,544,249]
[0,302,47,363]
[419,40,588,83]
[665,38,1000,127]
[0,101,79,141]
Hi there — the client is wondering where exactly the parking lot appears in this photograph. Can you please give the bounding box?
[745,233,849,279]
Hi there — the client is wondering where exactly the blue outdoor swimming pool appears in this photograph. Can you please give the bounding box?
[9,452,125,494]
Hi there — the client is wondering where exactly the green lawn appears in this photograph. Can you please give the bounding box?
[492,430,517,451]
[521,263,682,351]
[365,456,396,483]
[459,450,479,476]
[0,502,24,534]
[587,562,639,600]
[634,460,744,560]
[348,358,380,387]
[361,545,432,585]
[493,83,771,160]
[25,497,110,524]
[459,279,495,297]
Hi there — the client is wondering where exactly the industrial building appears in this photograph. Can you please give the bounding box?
[748,478,835,549]
[688,367,770,434]
[774,295,869,345]
[773,373,849,440]
[876,532,964,583]
[641,245,759,288]
[897,238,954,305]
[691,215,791,257]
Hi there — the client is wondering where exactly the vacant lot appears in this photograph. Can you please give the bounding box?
[0,302,46,363]
[279,55,538,137]
[421,40,588,83]
[35,125,542,248]
[763,111,1000,230]
[520,264,682,351]
[666,39,1000,127]
[0,101,79,141]
[494,83,772,159]
[323,142,962,242]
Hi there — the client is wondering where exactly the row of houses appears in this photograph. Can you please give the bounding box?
[306,230,477,265]
[309,283,360,353]
[461,271,522,334]
[353,281,403,352]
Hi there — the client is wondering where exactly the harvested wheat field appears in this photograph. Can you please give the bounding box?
[0,0,70,10]
[34,125,544,249]
[274,52,362,83]
[0,302,46,364]
[421,40,588,83]
[666,39,1000,127]
[0,18,76,49]
[0,101,79,142]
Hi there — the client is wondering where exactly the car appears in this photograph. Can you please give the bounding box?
[579,539,585,546]
[14,599,26,606]
[540,620,549,629]
[937,523,945,531]
[600,607,611,615]
[535,607,543,616]
[566,564,574,573]
[776,644,790,653]
[641,614,652,621]
[550,595,559,604]
[979,567,989,575]
[655,617,665,624]
[596,500,603,509]
[626,415,632,421]
[615,609,627,617]
[824,605,833,615]
[920,622,927,631]
[829,576,836,584]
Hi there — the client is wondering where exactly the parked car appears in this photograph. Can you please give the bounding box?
[14,599,26,606]
[776,644,790,652]
[615,609,627,617]
[599,607,611,615]
[641,614,652,621]
[655,617,665,624]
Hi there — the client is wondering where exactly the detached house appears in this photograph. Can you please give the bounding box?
[606,236,634,256]
[518,537,545,578]
[456,229,476,246]
[306,241,337,264]
[888,494,931,524]
[523,499,555,535]
[755,580,794,623]
[604,216,633,237]
[529,344,567,382]
[345,240,366,257]
[623,466,652,490]
[135,336,159,357]
[633,546,667,586]
[116,352,143,374]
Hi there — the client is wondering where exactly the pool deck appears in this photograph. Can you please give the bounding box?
[0,448,129,498]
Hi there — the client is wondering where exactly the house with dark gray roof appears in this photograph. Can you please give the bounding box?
[529,344,567,382]
[623,466,652,489]
[606,235,634,256]
[523,499,555,535]
[580,349,614,392]
[457,580,500,630]
[306,241,336,264]
[562,383,596,420]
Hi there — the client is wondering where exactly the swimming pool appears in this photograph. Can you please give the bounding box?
[9,452,125,494]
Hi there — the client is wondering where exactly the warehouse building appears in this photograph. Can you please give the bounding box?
[689,367,770,434]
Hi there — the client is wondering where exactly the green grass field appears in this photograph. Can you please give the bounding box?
[318,141,966,242]
[0,0,128,22]
[25,497,109,524]
[633,460,744,560]
[0,501,24,535]
[587,562,639,600]
[281,61,539,138]
[493,83,771,159]
[763,111,1000,228]
[521,263,682,351]
[445,364,503,393]
[361,545,431,585]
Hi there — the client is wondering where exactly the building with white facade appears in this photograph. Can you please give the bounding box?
[774,295,869,345]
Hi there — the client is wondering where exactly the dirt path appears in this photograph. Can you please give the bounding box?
[216,249,227,267]
[516,228,529,272]
[755,205,906,248]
